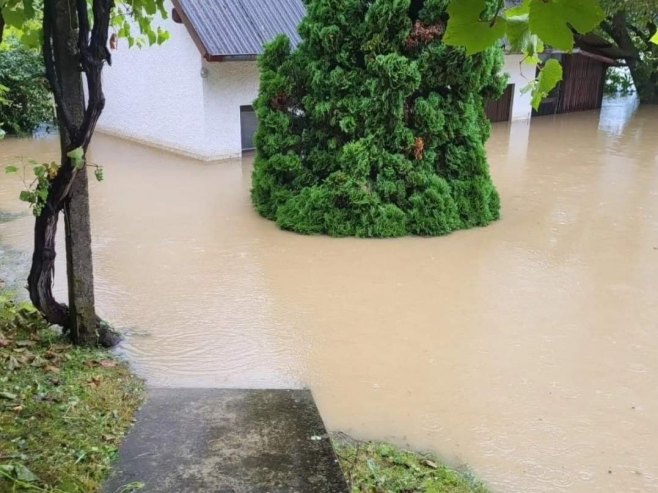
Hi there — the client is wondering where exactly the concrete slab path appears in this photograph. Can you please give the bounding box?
[103,388,349,493]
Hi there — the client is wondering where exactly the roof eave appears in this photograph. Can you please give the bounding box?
[171,0,214,61]
[573,48,624,66]
[205,54,259,62]
[172,1,260,63]
[543,48,622,66]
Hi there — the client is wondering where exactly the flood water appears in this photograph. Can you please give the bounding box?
[1,97,658,492]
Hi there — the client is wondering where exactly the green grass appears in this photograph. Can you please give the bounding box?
[333,434,490,493]
[0,291,144,492]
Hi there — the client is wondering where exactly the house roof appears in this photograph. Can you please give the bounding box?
[575,33,633,63]
[171,0,305,61]
[542,33,632,66]
[173,0,630,65]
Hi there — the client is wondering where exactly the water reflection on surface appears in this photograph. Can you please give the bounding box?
[1,97,657,492]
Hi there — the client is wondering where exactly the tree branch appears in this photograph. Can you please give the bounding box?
[600,20,615,39]
[76,0,91,52]
[43,0,78,139]
[0,10,5,44]
[76,0,113,149]
[626,23,651,47]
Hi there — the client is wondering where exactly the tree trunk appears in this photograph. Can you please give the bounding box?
[608,11,658,104]
[28,0,120,347]
[65,171,99,346]
[0,11,5,45]
[631,62,658,104]
[47,0,99,346]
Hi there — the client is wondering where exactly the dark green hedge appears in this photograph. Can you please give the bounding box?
[252,0,506,238]
[0,39,54,136]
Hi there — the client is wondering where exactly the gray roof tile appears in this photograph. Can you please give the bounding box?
[175,0,305,59]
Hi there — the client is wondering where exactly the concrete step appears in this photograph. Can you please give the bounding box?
[104,388,349,493]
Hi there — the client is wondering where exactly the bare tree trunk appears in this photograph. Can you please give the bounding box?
[65,171,99,345]
[29,0,120,347]
[47,0,100,346]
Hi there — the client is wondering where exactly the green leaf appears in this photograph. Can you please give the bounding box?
[67,147,86,169]
[67,146,84,161]
[506,13,543,61]
[94,167,104,182]
[0,391,17,400]
[503,2,544,64]
[34,165,46,179]
[532,59,563,109]
[157,28,170,45]
[444,0,507,55]
[14,464,39,482]
[2,7,29,29]
[22,0,36,19]
[651,32,658,45]
[529,0,604,52]
[19,190,34,203]
[36,187,49,201]
[19,28,42,49]
[506,0,530,17]
[5,165,18,174]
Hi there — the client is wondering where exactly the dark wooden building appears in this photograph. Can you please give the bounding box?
[485,83,515,122]
[532,51,612,117]
[486,33,630,122]
[533,34,630,117]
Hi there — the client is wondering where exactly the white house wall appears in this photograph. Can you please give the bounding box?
[503,54,537,121]
[97,9,209,159]
[98,20,535,160]
[202,61,261,160]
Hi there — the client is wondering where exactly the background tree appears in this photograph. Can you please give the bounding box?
[443,0,657,105]
[0,0,167,346]
[600,0,658,103]
[0,37,53,135]
[253,0,506,238]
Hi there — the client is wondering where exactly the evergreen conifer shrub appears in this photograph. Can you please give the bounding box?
[252,0,506,238]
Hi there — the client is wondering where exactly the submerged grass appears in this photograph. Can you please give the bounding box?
[0,291,144,492]
[333,433,489,493]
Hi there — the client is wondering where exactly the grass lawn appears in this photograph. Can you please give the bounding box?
[333,433,489,493]
[0,291,144,492]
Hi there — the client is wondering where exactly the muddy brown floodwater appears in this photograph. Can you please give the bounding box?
[1,97,658,492]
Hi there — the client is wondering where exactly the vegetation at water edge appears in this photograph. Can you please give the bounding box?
[0,291,144,492]
[333,433,490,493]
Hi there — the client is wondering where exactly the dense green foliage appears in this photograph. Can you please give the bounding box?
[252,0,506,238]
[604,67,635,96]
[0,39,53,136]
[0,291,144,492]
[0,0,169,49]
[333,435,489,493]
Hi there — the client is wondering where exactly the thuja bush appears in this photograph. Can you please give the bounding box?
[252,0,506,238]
